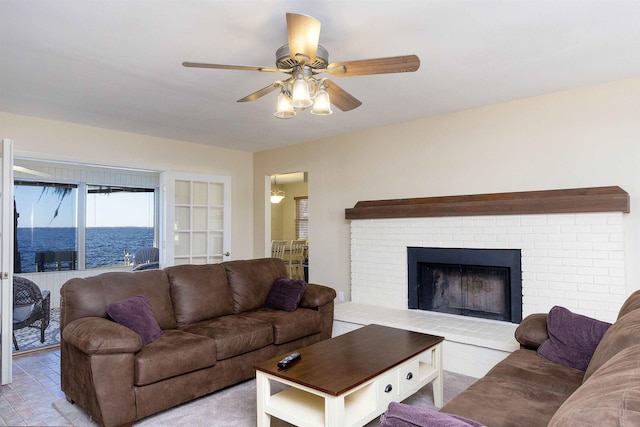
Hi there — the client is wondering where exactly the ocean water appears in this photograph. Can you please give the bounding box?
[16,227,154,273]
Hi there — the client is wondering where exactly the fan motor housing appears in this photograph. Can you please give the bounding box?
[276,44,329,70]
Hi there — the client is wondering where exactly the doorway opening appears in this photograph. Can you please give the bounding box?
[268,172,308,280]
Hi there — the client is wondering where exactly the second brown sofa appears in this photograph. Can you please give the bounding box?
[385,290,640,426]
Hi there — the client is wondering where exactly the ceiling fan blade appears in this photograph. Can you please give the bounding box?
[324,79,362,112]
[182,62,280,73]
[286,13,321,64]
[326,55,420,77]
[237,82,282,102]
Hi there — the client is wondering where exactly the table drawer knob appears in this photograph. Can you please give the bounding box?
[406,372,413,380]
[384,384,393,393]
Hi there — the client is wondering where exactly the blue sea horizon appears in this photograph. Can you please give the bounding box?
[16,226,154,273]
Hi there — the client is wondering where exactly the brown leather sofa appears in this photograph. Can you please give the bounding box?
[435,289,640,426]
[59,258,336,427]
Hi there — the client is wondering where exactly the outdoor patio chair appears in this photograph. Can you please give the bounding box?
[133,247,159,270]
[13,276,50,351]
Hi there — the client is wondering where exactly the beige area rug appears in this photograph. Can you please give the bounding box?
[53,371,476,426]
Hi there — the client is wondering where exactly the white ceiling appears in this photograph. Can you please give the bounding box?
[2,1,640,153]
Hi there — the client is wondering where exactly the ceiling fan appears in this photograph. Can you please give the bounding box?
[182,13,420,118]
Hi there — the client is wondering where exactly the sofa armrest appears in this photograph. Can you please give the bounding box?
[63,317,142,354]
[300,283,337,308]
[515,313,549,350]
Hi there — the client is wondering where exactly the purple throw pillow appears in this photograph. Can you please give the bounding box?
[107,295,163,345]
[265,277,307,312]
[537,306,611,371]
[380,402,485,427]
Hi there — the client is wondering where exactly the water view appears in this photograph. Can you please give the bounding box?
[16,226,154,272]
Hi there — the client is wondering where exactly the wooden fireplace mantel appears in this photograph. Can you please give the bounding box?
[345,186,630,220]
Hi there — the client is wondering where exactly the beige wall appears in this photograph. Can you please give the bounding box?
[270,201,284,241]
[254,76,640,301]
[1,111,255,261]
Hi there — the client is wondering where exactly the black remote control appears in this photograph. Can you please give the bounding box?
[277,352,302,369]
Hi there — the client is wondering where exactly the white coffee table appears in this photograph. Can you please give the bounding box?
[254,324,444,427]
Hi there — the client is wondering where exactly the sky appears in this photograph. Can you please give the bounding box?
[14,185,155,228]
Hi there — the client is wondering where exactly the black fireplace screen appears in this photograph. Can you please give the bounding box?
[408,247,522,323]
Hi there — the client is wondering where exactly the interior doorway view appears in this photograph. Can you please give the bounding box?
[269,172,308,281]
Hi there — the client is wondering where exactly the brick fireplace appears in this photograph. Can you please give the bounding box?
[346,187,630,322]
[335,187,629,377]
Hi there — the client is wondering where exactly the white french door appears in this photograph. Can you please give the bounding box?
[160,172,231,266]
[0,138,14,385]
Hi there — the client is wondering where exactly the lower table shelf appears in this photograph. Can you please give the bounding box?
[257,341,443,427]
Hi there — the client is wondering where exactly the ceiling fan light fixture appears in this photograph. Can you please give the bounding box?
[311,86,332,115]
[291,74,313,108]
[274,91,296,118]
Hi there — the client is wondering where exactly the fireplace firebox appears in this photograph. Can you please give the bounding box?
[408,247,522,323]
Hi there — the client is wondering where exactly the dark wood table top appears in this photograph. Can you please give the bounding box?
[254,324,444,396]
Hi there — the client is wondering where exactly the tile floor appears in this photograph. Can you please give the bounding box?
[0,348,69,426]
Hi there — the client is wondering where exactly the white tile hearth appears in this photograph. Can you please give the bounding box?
[333,302,519,378]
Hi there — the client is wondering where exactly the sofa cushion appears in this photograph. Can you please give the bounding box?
[484,348,584,395]
[107,295,163,345]
[166,264,234,326]
[134,329,217,386]
[225,258,288,313]
[181,315,274,360]
[537,306,611,371]
[584,308,640,382]
[548,344,640,427]
[381,402,485,427]
[242,307,322,345]
[440,373,572,427]
[265,277,307,312]
[60,269,177,330]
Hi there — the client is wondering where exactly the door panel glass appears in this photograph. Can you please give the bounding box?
[192,181,208,205]
[175,180,190,204]
[209,183,224,205]
[174,232,190,256]
[209,231,223,253]
[209,207,223,229]
[175,206,190,230]
[193,207,207,230]
[192,232,207,255]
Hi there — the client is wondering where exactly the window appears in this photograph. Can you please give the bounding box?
[14,181,78,273]
[13,160,159,273]
[295,196,308,240]
[86,186,155,269]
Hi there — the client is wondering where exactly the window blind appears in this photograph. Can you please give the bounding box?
[295,196,308,240]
